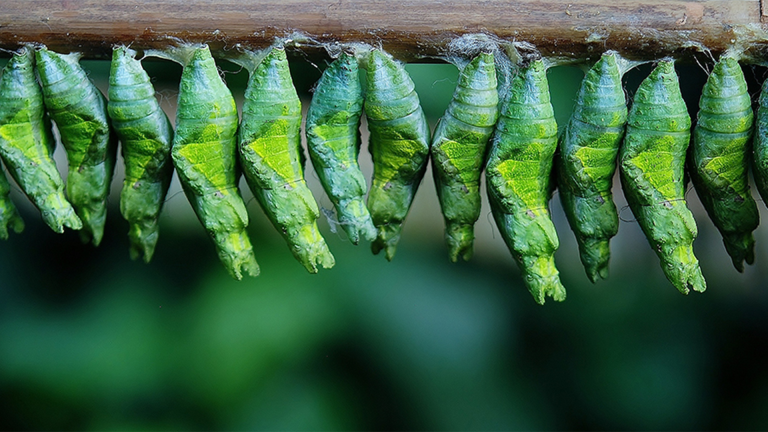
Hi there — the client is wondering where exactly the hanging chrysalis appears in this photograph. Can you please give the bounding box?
[236,46,335,273]
[0,161,24,239]
[36,47,117,246]
[306,51,377,245]
[108,46,174,263]
[365,49,431,260]
[486,58,566,305]
[431,52,499,262]
[754,74,768,210]
[168,45,259,280]
[619,60,706,294]
[557,52,628,282]
[0,47,81,233]
[690,56,758,272]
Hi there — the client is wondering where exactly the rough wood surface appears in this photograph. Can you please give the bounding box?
[0,0,767,61]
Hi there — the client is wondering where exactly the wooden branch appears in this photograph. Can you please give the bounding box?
[0,0,767,61]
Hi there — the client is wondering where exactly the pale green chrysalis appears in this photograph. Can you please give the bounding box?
[0,160,24,239]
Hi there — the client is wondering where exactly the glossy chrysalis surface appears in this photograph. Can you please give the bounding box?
[36,47,117,246]
[365,49,431,260]
[0,161,23,239]
[485,59,566,305]
[431,52,499,262]
[108,46,174,263]
[0,47,81,234]
[171,45,259,280]
[306,52,377,245]
[619,60,706,294]
[557,52,628,282]
[690,56,758,272]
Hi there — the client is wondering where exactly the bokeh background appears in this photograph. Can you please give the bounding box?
[1,51,767,430]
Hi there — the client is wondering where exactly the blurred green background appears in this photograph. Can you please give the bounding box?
[1,53,767,430]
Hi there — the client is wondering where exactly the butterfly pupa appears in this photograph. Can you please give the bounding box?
[364,49,431,260]
[619,59,706,294]
[236,46,335,273]
[485,58,566,305]
[431,51,499,262]
[753,72,768,214]
[108,46,174,263]
[690,56,758,272]
[557,51,629,283]
[306,51,377,245]
[0,160,24,239]
[35,47,117,246]
[167,45,259,280]
[0,47,81,234]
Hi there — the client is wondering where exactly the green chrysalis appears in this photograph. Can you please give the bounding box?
[619,60,706,294]
[485,59,566,305]
[237,47,335,273]
[36,47,117,246]
[431,51,499,262]
[557,52,628,283]
[306,51,377,245]
[0,160,24,239]
[690,56,758,272]
[365,49,431,260]
[754,74,768,213]
[170,45,259,280]
[108,46,174,263]
[0,47,81,233]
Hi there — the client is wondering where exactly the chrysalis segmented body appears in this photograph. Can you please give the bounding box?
[754,74,768,211]
[0,161,24,239]
[690,56,757,272]
[485,59,565,305]
[36,47,117,246]
[306,52,377,245]
[108,46,174,263]
[619,60,706,294]
[0,47,81,234]
[238,47,335,273]
[171,45,259,280]
[431,52,499,262]
[557,52,628,283]
[365,49,431,260]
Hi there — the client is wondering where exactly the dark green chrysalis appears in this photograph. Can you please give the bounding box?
[619,60,706,295]
[365,49,431,260]
[690,56,757,272]
[36,47,117,246]
[237,47,335,273]
[0,47,81,234]
[0,160,24,239]
[171,45,259,280]
[108,46,174,263]
[557,52,628,283]
[306,52,376,245]
[431,52,499,262]
[754,74,768,213]
[485,59,566,305]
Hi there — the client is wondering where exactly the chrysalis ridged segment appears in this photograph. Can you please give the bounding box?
[619,60,706,294]
[172,45,259,280]
[431,52,499,262]
[36,47,117,246]
[0,161,24,239]
[485,59,566,305]
[557,52,627,283]
[305,52,376,245]
[365,49,431,260]
[238,47,335,273]
[753,74,768,213]
[108,46,175,263]
[0,47,81,233]
[690,56,758,272]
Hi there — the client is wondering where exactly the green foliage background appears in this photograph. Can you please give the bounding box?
[0,55,767,430]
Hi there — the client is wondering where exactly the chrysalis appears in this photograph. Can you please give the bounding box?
[485,59,566,305]
[0,47,81,233]
[557,52,628,282]
[0,161,24,239]
[754,74,768,210]
[170,45,259,280]
[690,56,758,272]
[619,60,706,294]
[365,49,431,260]
[431,52,499,262]
[237,47,335,273]
[36,47,117,246]
[108,46,174,263]
[306,51,377,245]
